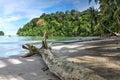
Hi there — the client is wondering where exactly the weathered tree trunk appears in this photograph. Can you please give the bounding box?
[21,32,106,80]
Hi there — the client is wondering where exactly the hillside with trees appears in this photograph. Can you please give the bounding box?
[0,31,4,36]
[17,0,120,37]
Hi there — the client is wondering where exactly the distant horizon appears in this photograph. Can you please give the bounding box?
[0,0,99,35]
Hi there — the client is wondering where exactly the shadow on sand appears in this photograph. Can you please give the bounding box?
[53,38,120,80]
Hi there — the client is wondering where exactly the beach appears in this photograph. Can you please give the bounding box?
[0,56,60,80]
[0,37,120,80]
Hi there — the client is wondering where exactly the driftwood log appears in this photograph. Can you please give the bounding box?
[21,32,106,80]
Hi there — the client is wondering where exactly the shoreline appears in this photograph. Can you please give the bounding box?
[0,37,119,80]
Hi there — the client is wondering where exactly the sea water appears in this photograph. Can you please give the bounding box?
[0,36,43,57]
[0,36,99,57]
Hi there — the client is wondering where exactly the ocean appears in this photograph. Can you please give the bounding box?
[0,36,99,57]
[0,36,43,57]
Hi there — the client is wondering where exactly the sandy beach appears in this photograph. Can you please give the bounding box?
[0,56,60,80]
[0,37,120,80]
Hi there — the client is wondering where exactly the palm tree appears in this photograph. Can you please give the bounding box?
[89,0,120,36]
[89,7,98,34]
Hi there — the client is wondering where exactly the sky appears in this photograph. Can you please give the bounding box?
[0,0,99,35]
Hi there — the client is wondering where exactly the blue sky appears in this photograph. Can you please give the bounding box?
[0,0,99,35]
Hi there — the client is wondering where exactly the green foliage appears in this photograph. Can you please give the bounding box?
[0,31,4,36]
[17,2,120,37]
[89,0,120,34]
[17,9,99,36]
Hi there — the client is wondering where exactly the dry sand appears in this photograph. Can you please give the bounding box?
[0,56,60,80]
[0,37,120,80]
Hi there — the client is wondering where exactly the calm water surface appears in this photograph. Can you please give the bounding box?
[0,36,44,57]
[0,36,99,57]
[0,36,80,57]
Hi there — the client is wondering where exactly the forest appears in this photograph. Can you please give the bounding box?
[17,0,120,37]
[0,31,4,36]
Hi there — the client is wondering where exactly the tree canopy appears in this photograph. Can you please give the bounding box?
[89,0,120,35]
[17,1,120,36]
[0,31,4,36]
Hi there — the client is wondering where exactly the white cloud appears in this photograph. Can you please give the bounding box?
[5,16,20,22]
[73,0,89,11]
[73,0,99,11]
[0,0,61,17]
[0,17,20,35]
[0,0,62,35]
[0,0,99,35]
[0,0,43,18]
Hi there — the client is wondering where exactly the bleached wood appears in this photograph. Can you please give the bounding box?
[21,32,106,80]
